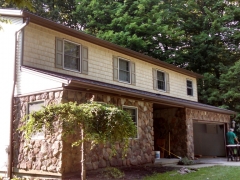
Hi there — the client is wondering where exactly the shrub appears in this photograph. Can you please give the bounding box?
[177,157,193,165]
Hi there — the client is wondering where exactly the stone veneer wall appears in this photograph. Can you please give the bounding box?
[13,91,63,173]
[185,108,230,158]
[61,89,154,173]
[153,108,187,158]
[153,108,231,159]
[13,89,154,175]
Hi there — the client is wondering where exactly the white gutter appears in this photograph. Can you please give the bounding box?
[0,9,23,16]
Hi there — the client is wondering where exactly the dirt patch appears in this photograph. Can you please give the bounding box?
[64,165,180,180]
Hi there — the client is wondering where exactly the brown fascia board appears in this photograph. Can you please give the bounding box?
[20,11,203,79]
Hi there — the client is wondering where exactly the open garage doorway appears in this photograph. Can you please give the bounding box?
[153,104,187,158]
[193,122,226,157]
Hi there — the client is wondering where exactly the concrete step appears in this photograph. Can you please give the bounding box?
[154,158,180,165]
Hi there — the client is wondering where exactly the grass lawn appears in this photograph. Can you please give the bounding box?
[143,166,240,180]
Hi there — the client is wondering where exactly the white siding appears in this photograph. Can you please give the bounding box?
[5,16,23,25]
[20,71,63,94]
[0,16,24,172]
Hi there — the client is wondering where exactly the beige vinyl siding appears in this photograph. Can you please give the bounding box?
[23,23,198,101]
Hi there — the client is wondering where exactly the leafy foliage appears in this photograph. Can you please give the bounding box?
[74,0,185,62]
[73,0,240,124]
[0,0,78,28]
[2,0,34,11]
[31,0,78,29]
[18,102,136,156]
[177,157,194,165]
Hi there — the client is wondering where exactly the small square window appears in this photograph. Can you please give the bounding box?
[187,80,193,96]
[123,106,138,138]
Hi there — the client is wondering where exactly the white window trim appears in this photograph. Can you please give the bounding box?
[156,70,166,92]
[118,57,131,84]
[153,68,170,93]
[63,39,82,73]
[187,79,193,96]
[113,56,136,85]
[123,105,138,139]
[56,37,88,74]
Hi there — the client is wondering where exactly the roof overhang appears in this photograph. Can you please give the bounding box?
[22,66,235,116]
[68,81,235,115]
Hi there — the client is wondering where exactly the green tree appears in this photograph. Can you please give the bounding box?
[1,0,34,10]
[19,101,136,180]
[219,60,240,135]
[74,0,240,116]
[31,0,78,29]
[0,0,79,28]
[74,0,185,61]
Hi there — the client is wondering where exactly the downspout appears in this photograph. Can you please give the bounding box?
[8,17,29,179]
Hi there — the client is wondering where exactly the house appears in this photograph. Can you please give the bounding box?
[0,9,235,179]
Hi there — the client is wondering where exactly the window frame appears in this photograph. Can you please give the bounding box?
[55,37,88,74]
[63,39,81,72]
[123,106,138,139]
[153,68,170,93]
[118,58,131,84]
[186,79,193,96]
[27,101,45,140]
[157,70,166,91]
[113,56,136,85]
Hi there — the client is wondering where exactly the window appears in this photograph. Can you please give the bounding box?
[187,80,193,96]
[113,56,136,85]
[119,59,130,83]
[153,69,170,92]
[55,38,88,74]
[27,101,45,140]
[123,106,138,138]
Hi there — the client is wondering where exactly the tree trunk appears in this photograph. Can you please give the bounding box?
[81,127,86,180]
